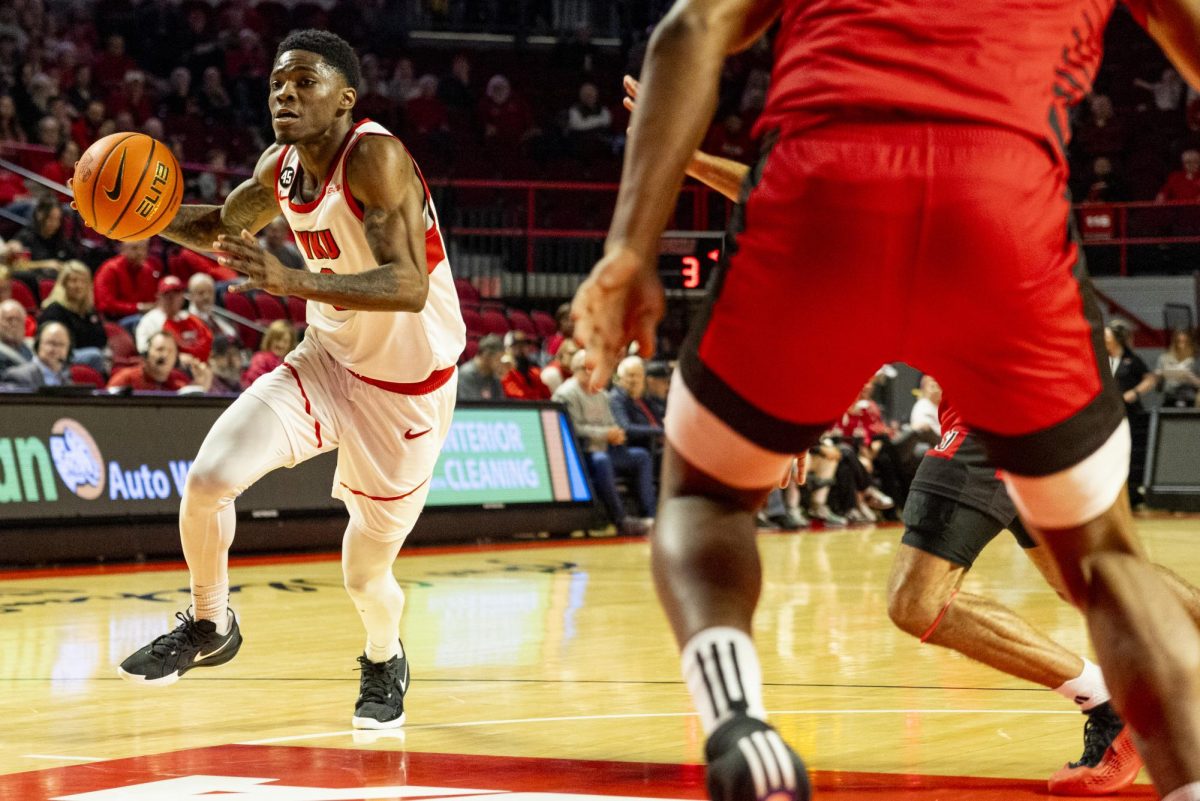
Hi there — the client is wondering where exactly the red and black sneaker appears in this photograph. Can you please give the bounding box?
[1048,702,1144,796]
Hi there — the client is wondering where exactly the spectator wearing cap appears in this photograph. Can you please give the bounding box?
[186,273,238,341]
[135,275,214,361]
[108,330,210,393]
[0,298,33,371]
[94,240,163,320]
[208,335,246,395]
[457,333,505,401]
[553,348,655,535]
[608,355,664,450]
[501,330,551,400]
[643,361,671,422]
[2,321,72,389]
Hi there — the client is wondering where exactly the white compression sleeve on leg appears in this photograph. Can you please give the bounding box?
[1002,419,1130,530]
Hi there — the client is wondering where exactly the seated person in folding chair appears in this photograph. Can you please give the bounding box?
[553,348,655,536]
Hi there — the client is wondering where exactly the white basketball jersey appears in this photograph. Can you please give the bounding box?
[274,119,465,385]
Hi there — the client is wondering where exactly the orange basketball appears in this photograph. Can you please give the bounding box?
[71,132,183,242]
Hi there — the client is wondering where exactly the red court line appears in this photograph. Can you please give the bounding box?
[0,536,647,581]
[0,744,1155,800]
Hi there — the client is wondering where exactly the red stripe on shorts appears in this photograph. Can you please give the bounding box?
[339,476,430,502]
[283,362,322,448]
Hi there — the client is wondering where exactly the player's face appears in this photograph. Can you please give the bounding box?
[269,50,355,145]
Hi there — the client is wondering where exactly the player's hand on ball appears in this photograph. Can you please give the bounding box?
[572,245,664,391]
[216,230,292,296]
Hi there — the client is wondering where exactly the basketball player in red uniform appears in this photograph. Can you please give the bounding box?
[109,30,465,729]
[621,74,1200,795]
[574,3,1200,800]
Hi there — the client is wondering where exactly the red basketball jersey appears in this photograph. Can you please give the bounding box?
[756,0,1148,161]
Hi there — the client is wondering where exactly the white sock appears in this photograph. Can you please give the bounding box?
[1163,782,1200,801]
[1054,658,1110,711]
[681,627,766,735]
[192,582,230,635]
[366,638,401,664]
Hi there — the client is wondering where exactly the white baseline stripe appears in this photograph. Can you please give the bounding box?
[237,708,1076,746]
[23,754,103,762]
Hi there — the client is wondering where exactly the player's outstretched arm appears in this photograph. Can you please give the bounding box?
[623,74,750,201]
[1140,0,1200,90]
[573,0,779,388]
[159,145,283,251]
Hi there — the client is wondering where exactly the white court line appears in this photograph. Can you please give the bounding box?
[237,708,1077,746]
[23,754,104,762]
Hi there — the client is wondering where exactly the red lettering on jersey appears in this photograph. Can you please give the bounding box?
[296,229,341,261]
[319,229,341,260]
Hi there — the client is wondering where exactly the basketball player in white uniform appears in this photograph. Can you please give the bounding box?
[116,30,465,730]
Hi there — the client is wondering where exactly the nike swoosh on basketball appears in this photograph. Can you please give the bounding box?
[404,428,432,440]
[104,150,127,201]
[194,635,233,663]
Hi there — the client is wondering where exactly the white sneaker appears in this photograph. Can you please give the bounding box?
[865,486,894,510]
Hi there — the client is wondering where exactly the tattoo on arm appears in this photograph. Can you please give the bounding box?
[160,205,224,250]
[161,177,278,251]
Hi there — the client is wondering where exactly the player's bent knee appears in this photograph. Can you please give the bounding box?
[886,587,948,640]
[182,462,241,508]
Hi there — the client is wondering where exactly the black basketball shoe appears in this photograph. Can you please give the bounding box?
[706,715,811,801]
[117,610,242,686]
[352,649,409,729]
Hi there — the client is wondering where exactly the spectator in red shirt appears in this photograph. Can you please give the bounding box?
[241,320,297,388]
[22,117,63,175]
[168,246,237,283]
[1158,149,1200,201]
[93,34,136,93]
[501,330,551,400]
[107,330,208,393]
[38,139,80,186]
[406,75,449,140]
[479,75,536,150]
[71,99,108,148]
[544,301,573,356]
[94,240,163,320]
[136,275,214,362]
[1074,94,1127,160]
[106,70,155,125]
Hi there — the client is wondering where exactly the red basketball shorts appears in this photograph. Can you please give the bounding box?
[667,123,1124,489]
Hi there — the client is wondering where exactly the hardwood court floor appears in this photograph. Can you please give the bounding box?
[3,516,1196,799]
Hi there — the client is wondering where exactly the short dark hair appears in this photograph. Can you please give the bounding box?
[275,29,361,89]
[645,361,671,379]
[477,334,504,356]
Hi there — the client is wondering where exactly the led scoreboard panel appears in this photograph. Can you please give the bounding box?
[658,231,724,294]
